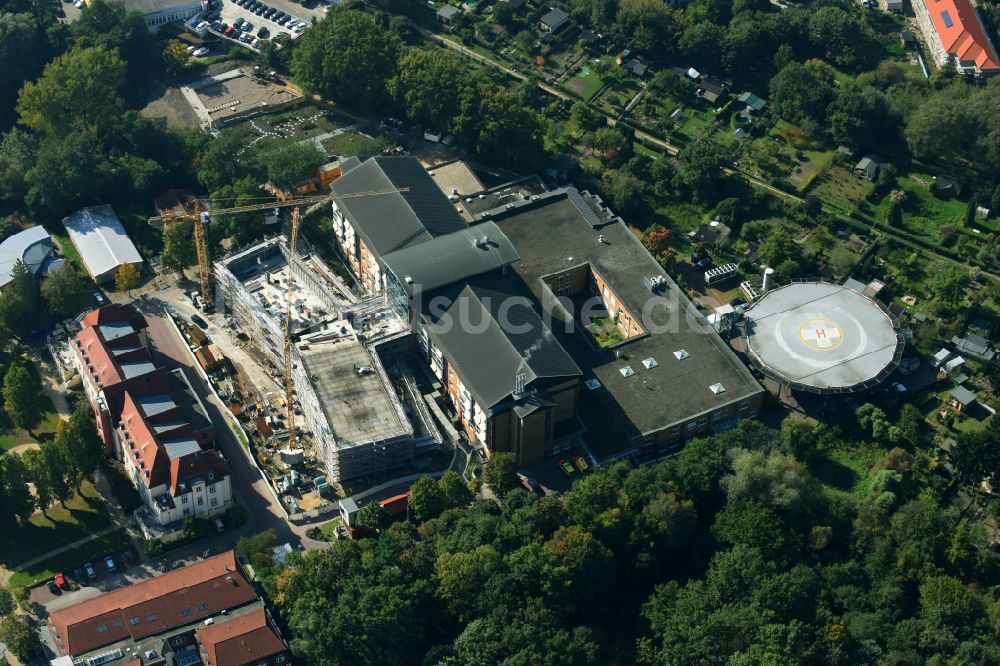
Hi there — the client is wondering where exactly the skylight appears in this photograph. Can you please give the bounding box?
[709,383,726,394]
[941,10,953,27]
[619,366,635,378]
[586,378,602,390]
[673,350,689,360]
[642,358,658,369]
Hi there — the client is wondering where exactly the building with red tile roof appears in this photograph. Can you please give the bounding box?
[71,305,232,539]
[48,552,258,659]
[913,0,999,76]
[198,607,289,666]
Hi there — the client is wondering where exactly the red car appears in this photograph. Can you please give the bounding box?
[224,26,234,36]
[54,572,66,588]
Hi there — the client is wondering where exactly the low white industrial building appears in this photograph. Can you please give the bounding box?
[62,205,143,284]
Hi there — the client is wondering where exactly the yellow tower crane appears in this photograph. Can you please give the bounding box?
[148,186,409,449]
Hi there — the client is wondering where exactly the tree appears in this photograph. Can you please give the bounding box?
[601,169,644,217]
[484,452,520,497]
[23,448,53,513]
[160,223,198,273]
[468,87,546,171]
[0,453,35,525]
[197,129,252,191]
[16,45,127,142]
[291,7,402,112]
[758,229,800,269]
[41,264,91,319]
[409,475,448,522]
[435,545,503,622]
[236,529,279,562]
[570,101,603,133]
[929,264,968,302]
[0,128,37,204]
[920,576,986,639]
[115,262,141,293]
[258,140,327,187]
[390,50,470,131]
[211,178,266,245]
[827,85,892,147]
[828,245,858,278]
[768,60,836,126]
[721,448,813,514]
[162,39,190,76]
[438,471,473,509]
[41,437,73,506]
[354,501,388,532]
[0,259,39,335]
[493,1,515,28]
[3,364,41,432]
[676,138,727,203]
[60,404,105,482]
[0,10,60,130]
[183,516,209,540]
[0,614,42,661]
[0,586,15,616]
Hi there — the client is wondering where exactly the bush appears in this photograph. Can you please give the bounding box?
[142,539,164,558]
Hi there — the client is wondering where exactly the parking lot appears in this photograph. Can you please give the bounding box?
[210,0,324,48]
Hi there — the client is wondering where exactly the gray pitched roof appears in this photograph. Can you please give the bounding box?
[950,385,977,406]
[540,7,569,28]
[330,156,467,258]
[422,280,580,409]
[382,221,520,297]
[0,226,54,288]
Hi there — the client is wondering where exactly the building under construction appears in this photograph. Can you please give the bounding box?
[215,235,437,483]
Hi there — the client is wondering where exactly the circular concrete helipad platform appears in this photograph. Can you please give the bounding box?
[744,282,901,392]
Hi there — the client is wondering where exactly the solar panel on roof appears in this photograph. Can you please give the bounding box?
[941,10,953,27]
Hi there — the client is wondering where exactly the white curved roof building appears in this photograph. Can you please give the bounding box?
[0,225,58,288]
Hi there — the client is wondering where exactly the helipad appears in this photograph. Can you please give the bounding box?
[743,282,903,393]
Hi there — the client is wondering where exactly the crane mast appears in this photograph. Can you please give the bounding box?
[283,207,301,451]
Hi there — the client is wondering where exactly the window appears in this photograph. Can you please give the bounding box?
[183,508,190,516]
[669,428,680,437]
[276,656,286,664]
[211,498,218,507]
[209,485,216,494]
[642,436,654,447]
[686,422,697,431]
[713,411,727,421]
[129,617,141,626]
[197,497,204,506]
[182,496,189,504]
[696,417,707,427]
[197,602,209,612]
[739,400,750,411]
[96,625,108,633]
[147,614,158,622]
[180,608,191,618]
[112,620,123,629]
[172,636,186,647]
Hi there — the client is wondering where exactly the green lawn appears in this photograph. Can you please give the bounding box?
[8,529,130,589]
[811,438,886,499]
[48,228,85,275]
[0,394,60,452]
[321,132,389,159]
[809,163,875,212]
[564,64,606,100]
[0,480,112,569]
[586,317,625,348]
[318,517,342,541]
[868,170,969,243]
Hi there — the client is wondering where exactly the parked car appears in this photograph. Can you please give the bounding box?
[573,455,590,473]
[47,580,61,594]
[292,24,304,33]
[73,568,88,585]
[93,291,106,306]
[193,47,209,57]
[242,20,253,31]
[558,459,575,477]
[84,562,97,579]
[257,26,269,37]
[892,382,907,393]
[54,572,67,588]
[191,314,209,330]
[104,555,116,572]
[251,38,260,47]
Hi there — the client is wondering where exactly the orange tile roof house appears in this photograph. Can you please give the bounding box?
[48,552,260,658]
[913,0,999,76]
[198,607,289,666]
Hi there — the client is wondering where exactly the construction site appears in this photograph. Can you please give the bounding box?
[214,234,441,491]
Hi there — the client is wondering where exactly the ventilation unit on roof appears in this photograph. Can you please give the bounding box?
[673,350,689,360]
[619,366,635,378]
[642,358,658,369]
[597,234,606,244]
[709,383,726,394]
